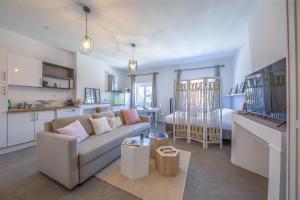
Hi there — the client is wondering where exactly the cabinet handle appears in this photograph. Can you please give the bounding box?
[36,113,39,121]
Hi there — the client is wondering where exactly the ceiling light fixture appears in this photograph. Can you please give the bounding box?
[80,6,93,55]
[128,43,137,74]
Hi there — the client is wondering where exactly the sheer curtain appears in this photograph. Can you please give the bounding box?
[130,75,135,108]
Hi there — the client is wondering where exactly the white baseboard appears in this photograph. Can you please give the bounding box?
[0,141,36,155]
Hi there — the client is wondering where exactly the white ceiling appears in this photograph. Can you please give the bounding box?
[0,0,258,68]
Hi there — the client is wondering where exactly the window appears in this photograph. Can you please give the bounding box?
[135,82,152,106]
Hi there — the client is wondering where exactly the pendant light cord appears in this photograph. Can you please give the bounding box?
[85,10,88,37]
[131,43,135,60]
[133,46,135,60]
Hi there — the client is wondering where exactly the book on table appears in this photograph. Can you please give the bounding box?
[160,147,176,153]
[123,138,142,146]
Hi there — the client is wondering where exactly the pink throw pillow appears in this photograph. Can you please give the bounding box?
[56,120,89,143]
[121,109,141,125]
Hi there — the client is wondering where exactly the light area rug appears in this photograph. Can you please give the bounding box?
[95,150,191,200]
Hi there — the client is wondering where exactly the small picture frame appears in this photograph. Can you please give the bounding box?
[238,82,245,93]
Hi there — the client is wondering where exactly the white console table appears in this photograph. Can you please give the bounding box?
[231,112,286,200]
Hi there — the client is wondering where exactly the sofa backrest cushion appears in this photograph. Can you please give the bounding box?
[89,117,112,135]
[52,114,95,135]
[107,116,123,130]
[44,122,54,132]
[121,109,141,125]
[56,120,89,142]
[115,111,125,124]
[92,110,115,119]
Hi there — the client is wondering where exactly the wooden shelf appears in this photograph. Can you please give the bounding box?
[42,86,73,90]
[42,62,75,80]
[43,74,74,80]
[42,62,75,89]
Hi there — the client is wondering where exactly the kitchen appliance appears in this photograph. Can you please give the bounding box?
[244,58,287,121]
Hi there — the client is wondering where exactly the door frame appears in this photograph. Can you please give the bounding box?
[287,0,298,199]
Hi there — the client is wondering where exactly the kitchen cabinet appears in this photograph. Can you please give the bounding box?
[7,110,55,146]
[8,53,42,87]
[0,86,7,112]
[8,112,35,146]
[0,112,7,148]
[0,88,7,148]
[56,108,81,118]
[0,48,8,84]
[34,110,55,138]
[0,48,8,148]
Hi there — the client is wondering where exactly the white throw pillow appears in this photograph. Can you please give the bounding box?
[89,117,112,135]
[107,116,123,130]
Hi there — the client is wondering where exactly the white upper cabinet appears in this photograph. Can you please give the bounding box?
[0,48,8,85]
[8,53,42,87]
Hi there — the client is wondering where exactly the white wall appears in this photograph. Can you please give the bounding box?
[248,0,287,72]
[76,53,127,101]
[233,27,252,85]
[131,57,234,120]
[233,0,287,86]
[0,28,76,104]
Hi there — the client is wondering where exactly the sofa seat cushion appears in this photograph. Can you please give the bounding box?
[78,122,150,166]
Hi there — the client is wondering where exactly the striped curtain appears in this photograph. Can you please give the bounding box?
[151,73,157,107]
[176,70,181,81]
[214,65,220,77]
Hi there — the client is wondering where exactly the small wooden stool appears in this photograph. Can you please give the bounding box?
[155,146,180,177]
[149,132,168,158]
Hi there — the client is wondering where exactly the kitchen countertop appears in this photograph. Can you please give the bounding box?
[7,105,81,113]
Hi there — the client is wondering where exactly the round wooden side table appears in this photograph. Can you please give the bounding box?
[155,146,180,177]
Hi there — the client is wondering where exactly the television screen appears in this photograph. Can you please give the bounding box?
[244,58,287,121]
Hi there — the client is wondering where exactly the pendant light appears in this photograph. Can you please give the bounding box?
[80,6,93,55]
[129,43,137,73]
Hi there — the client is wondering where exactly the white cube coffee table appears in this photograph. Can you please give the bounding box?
[121,137,150,180]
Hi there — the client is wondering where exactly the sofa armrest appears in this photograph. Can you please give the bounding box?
[139,115,150,123]
[37,132,79,189]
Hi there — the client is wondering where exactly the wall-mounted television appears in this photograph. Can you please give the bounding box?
[244,58,287,121]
